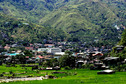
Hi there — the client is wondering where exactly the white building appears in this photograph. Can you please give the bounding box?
[37,48,62,54]
[37,48,48,52]
[47,48,61,54]
[54,52,65,59]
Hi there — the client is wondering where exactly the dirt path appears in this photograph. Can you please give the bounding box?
[0,76,45,83]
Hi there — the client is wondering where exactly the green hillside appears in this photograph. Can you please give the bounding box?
[0,13,66,43]
[0,0,125,44]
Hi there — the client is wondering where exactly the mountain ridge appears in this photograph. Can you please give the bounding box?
[0,0,125,44]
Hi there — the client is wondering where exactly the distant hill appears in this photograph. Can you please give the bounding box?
[0,0,125,44]
[0,13,66,44]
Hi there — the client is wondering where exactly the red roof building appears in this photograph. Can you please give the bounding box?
[25,47,34,50]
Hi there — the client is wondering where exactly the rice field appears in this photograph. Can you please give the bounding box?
[0,66,126,84]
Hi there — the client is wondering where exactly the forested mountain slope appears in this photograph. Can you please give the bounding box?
[0,0,125,44]
[0,13,66,43]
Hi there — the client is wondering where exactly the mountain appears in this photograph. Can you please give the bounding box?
[0,13,66,44]
[40,0,120,42]
[0,0,125,44]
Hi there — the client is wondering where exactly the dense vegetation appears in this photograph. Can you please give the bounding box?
[0,13,66,43]
[0,0,125,44]
[110,29,126,58]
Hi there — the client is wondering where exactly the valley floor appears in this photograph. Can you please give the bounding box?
[1,69,126,84]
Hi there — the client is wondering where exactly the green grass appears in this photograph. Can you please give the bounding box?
[0,69,126,84]
[0,64,47,78]
[0,64,75,78]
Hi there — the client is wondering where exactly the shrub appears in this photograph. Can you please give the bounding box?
[82,64,87,69]
[82,64,94,69]
[2,72,5,74]
[89,64,95,70]
[12,73,16,77]
[64,66,71,70]
[0,74,3,77]
[9,71,13,74]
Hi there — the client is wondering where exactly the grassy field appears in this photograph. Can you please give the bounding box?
[0,68,126,84]
[0,64,59,78]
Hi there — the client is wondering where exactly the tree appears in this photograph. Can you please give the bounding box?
[15,54,26,64]
[59,51,75,68]
[24,50,33,57]
[120,29,126,46]
[50,58,59,67]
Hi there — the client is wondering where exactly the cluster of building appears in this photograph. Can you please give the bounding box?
[0,41,119,68]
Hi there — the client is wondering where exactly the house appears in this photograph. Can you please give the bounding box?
[115,45,124,53]
[44,44,54,48]
[92,52,103,59]
[35,55,44,62]
[103,57,119,66]
[46,48,62,54]
[76,53,88,68]
[54,52,65,59]
[87,51,103,60]
[43,55,53,61]
[17,50,22,53]
[25,56,29,60]
[102,49,111,54]
[11,44,22,47]
[4,44,10,51]
[34,43,43,48]
[25,47,34,50]
[26,57,36,64]
[38,47,62,53]
[30,44,33,47]
[37,48,47,52]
